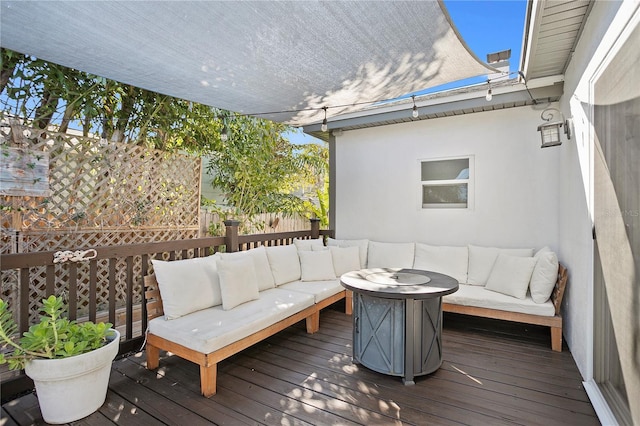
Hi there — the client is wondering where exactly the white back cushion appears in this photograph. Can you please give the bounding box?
[216,256,260,310]
[299,250,336,281]
[327,238,369,268]
[293,237,325,251]
[367,241,415,269]
[413,243,468,283]
[485,254,537,299]
[468,245,533,285]
[220,246,275,291]
[329,246,361,276]
[266,244,301,285]
[152,254,221,320]
[530,247,559,303]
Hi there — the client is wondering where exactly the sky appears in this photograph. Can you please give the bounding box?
[286,0,527,145]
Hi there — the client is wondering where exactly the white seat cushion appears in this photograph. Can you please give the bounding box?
[443,283,555,316]
[279,279,344,303]
[148,288,315,354]
[367,241,415,269]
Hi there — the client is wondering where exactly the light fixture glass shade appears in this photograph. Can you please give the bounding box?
[537,121,563,148]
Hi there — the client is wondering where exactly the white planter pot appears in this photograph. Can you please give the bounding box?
[24,329,120,424]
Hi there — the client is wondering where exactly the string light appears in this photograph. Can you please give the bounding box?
[321,106,328,132]
[412,95,419,118]
[220,121,229,141]
[485,85,492,101]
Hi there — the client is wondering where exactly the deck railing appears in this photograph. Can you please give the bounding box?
[1,218,332,398]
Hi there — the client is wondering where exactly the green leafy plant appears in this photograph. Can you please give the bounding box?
[0,295,114,370]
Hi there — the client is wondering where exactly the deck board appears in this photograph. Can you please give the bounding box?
[1,309,600,426]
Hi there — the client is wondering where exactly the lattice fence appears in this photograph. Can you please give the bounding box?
[0,119,201,320]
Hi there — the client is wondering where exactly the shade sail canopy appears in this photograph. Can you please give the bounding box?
[0,1,495,126]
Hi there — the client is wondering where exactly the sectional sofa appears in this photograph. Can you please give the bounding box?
[144,237,566,397]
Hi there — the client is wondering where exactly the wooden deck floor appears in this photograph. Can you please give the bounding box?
[2,307,599,425]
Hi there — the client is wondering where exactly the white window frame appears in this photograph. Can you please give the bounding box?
[419,155,474,210]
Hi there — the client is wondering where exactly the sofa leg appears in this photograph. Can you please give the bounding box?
[146,343,160,370]
[306,312,320,334]
[201,364,217,397]
[551,326,562,352]
[345,290,353,315]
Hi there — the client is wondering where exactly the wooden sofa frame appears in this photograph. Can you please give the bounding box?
[441,263,568,352]
[344,264,568,352]
[143,275,347,397]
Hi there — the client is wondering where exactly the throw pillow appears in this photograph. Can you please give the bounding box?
[329,246,361,276]
[530,247,559,303]
[413,243,468,283]
[467,245,500,285]
[485,254,537,299]
[220,245,275,291]
[299,250,336,281]
[327,238,369,268]
[367,241,415,269]
[265,244,301,285]
[216,256,260,310]
[151,254,221,320]
[293,237,325,251]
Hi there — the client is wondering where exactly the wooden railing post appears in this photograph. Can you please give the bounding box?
[310,218,320,239]
[224,220,241,252]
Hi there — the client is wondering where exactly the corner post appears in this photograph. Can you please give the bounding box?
[310,218,321,239]
[224,220,240,252]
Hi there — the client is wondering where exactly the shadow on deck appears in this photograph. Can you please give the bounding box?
[1,307,599,425]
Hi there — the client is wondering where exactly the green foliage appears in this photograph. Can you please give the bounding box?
[0,296,114,370]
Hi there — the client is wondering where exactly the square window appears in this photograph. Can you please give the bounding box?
[420,157,472,209]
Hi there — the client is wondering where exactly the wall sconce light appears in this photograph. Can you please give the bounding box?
[537,107,571,148]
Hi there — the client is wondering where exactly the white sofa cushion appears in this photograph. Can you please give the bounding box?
[530,247,559,303]
[327,238,369,268]
[266,244,301,285]
[220,245,275,291]
[298,250,336,281]
[443,284,556,317]
[293,237,325,251]
[467,245,534,285]
[147,288,315,354]
[279,279,344,303]
[329,246,361,276]
[413,243,468,283]
[485,254,537,299]
[367,241,415,269]
[151,254,221,320]
[216,256,260,310]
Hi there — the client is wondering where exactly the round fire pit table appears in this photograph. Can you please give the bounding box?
[340,268,458,385]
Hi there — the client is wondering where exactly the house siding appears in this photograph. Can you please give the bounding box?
[334,106,560,249]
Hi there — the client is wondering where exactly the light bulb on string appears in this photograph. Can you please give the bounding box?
[321,106,328,132]
[412,95,419,118]
[485,81,492,101]
[220,122,229,142]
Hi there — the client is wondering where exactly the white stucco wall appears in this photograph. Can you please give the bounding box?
[334,106,561,251]
[559,0,630,381]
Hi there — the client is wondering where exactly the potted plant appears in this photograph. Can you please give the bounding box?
[0,295,119,424]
